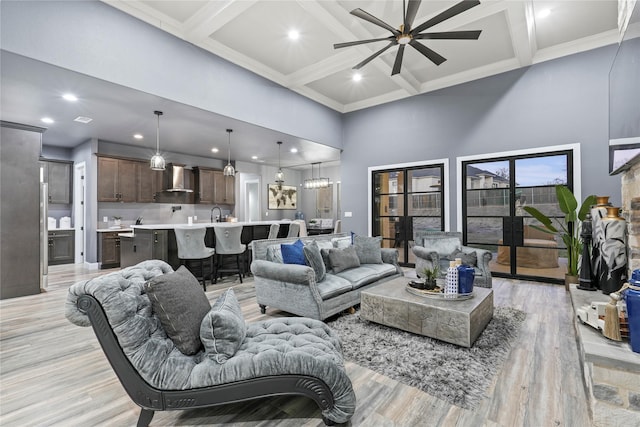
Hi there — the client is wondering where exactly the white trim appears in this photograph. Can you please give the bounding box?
[609,136,640,146]
[368,158,450,236]
[456,143,582,232]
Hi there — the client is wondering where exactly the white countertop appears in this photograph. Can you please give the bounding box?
[48,227,75,232]
[131,220,289,230]
[96,227,133,233]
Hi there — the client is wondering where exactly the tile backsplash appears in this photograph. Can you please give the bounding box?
[98,202,234,228]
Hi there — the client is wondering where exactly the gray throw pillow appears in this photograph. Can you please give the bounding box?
[200,288,246,364]
[449,250,477,267]
[144,265,211,355]
[354,235,383,264]
[303,240,326,282]
[320,248,333,273]
[328,246,360,273]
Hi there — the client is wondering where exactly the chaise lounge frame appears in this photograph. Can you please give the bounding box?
[76,294,337,426]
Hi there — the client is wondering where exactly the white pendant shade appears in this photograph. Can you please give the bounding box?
[224,128,235,177]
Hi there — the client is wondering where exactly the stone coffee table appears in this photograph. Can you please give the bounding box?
[360,276,493,347]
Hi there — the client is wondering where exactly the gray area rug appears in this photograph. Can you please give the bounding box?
[327,306,526,410]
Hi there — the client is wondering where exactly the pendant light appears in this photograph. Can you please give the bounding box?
[223,128,235,177]
[275,141,285,184]
[150,110,166,170]
[304,162,329,189]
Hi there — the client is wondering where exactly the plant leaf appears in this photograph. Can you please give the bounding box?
[556,185,577,215]
[578,194,597,221]
[523,206,558,233]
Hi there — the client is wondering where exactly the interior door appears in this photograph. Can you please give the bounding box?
[463,151,572,282]
[372,165,445,266]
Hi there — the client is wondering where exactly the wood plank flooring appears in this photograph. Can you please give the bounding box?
[0,264,592,426]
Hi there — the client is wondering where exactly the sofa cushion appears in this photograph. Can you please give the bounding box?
[328,246,360,273]
[335,263,397,289]
[266,244,283,263]
[331,236,352,249]
[200,288,246,364]
[281,239,305,265]
[316,274,353,300]
[144,265,211,355]
[303,240,326,282]
[354,236,383,264]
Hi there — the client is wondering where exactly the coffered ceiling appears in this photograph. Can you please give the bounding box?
[105,0,620,113]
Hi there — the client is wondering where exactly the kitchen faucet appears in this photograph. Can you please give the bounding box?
[210,206,222,223]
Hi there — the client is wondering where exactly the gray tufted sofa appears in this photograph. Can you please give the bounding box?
[251,233,403,320]
[65,260,356,426]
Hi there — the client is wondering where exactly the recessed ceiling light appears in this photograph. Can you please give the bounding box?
[290,148,298,153]
[74,116,93,124]
[62,93,78,102]
[537,8,551,19]
[251,155,258,160]
[211,148,219,153]
[352,73,362,82]
[133,134,143,140]
[41,117,54,124]
[288,30,299,40]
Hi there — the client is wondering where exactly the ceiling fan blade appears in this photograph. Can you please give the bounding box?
[353,42,396,70]
[414,30,481,40]
[409,40,447,65]
[334,36,395,49]
[404,0,422,32]
[411,0,480,35]
[351,8,400,35]
[391,45,406,75]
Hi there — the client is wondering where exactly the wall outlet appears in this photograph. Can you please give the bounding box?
[103,216,108,223]
[265,211,269,216]
[344,212,353,217]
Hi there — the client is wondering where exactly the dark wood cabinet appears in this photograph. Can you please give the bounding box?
[136,162,163,203]
[97,157,137,202]
[99,231,121,268]
[44,160,73,204]
[120,230,168,268]
[213,170,235,205]
[48,230,74,265]
[194,167,216,204]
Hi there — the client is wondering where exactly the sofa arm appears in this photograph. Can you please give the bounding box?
[251,260,315,285]
[412,245,438,264]
[380,248,398,265]
[461,246,493,287]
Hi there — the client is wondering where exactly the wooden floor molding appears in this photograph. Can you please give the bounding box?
[0,264,592,426]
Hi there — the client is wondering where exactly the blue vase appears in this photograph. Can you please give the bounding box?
[457,265,475,294]
[625,269,640,354]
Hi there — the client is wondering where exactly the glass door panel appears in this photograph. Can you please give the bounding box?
[373,164,444,266]
[463,151,572,283]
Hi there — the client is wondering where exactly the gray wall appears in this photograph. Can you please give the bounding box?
[341,45,621,237]
[0,0,342,150]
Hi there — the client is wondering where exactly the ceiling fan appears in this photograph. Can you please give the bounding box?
[334,0,482,75]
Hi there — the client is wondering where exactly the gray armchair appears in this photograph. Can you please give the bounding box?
[412,231,492,288]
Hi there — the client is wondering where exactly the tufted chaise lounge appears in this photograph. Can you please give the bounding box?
[65,260,356,426]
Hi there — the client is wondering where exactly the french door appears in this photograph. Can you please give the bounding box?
[372,164,445,266]
[462,150,573,282]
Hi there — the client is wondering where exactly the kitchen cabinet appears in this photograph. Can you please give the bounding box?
[48,230,74,265]
[194,167,216,204]
[136,162,163,203]
[43,160,73,204]
[120,230,168,268]
[97,157,137,202]
[99,231,121,268]
[213,170,235,205]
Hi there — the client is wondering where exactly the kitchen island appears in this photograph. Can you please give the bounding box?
[121,221,291,270]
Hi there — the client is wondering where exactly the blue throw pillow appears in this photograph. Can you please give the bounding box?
[281,239,305,265]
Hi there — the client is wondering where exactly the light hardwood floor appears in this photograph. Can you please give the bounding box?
[0,264,592,426]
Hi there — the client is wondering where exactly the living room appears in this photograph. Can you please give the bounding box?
[1,1,639,426]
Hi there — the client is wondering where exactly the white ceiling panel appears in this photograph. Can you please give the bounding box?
[140,1,208,23]
[307,66,402,105]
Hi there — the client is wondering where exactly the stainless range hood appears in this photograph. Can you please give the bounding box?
[163,164,193,193]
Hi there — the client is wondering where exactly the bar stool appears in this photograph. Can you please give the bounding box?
[286,222,300,238]
[174,227,215,291]
[268,223,280,239]
[333,220,342,233]
[294,219,308,237]
[213,225,246,284]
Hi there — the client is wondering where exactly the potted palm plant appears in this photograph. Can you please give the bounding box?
[523,185,596,290]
